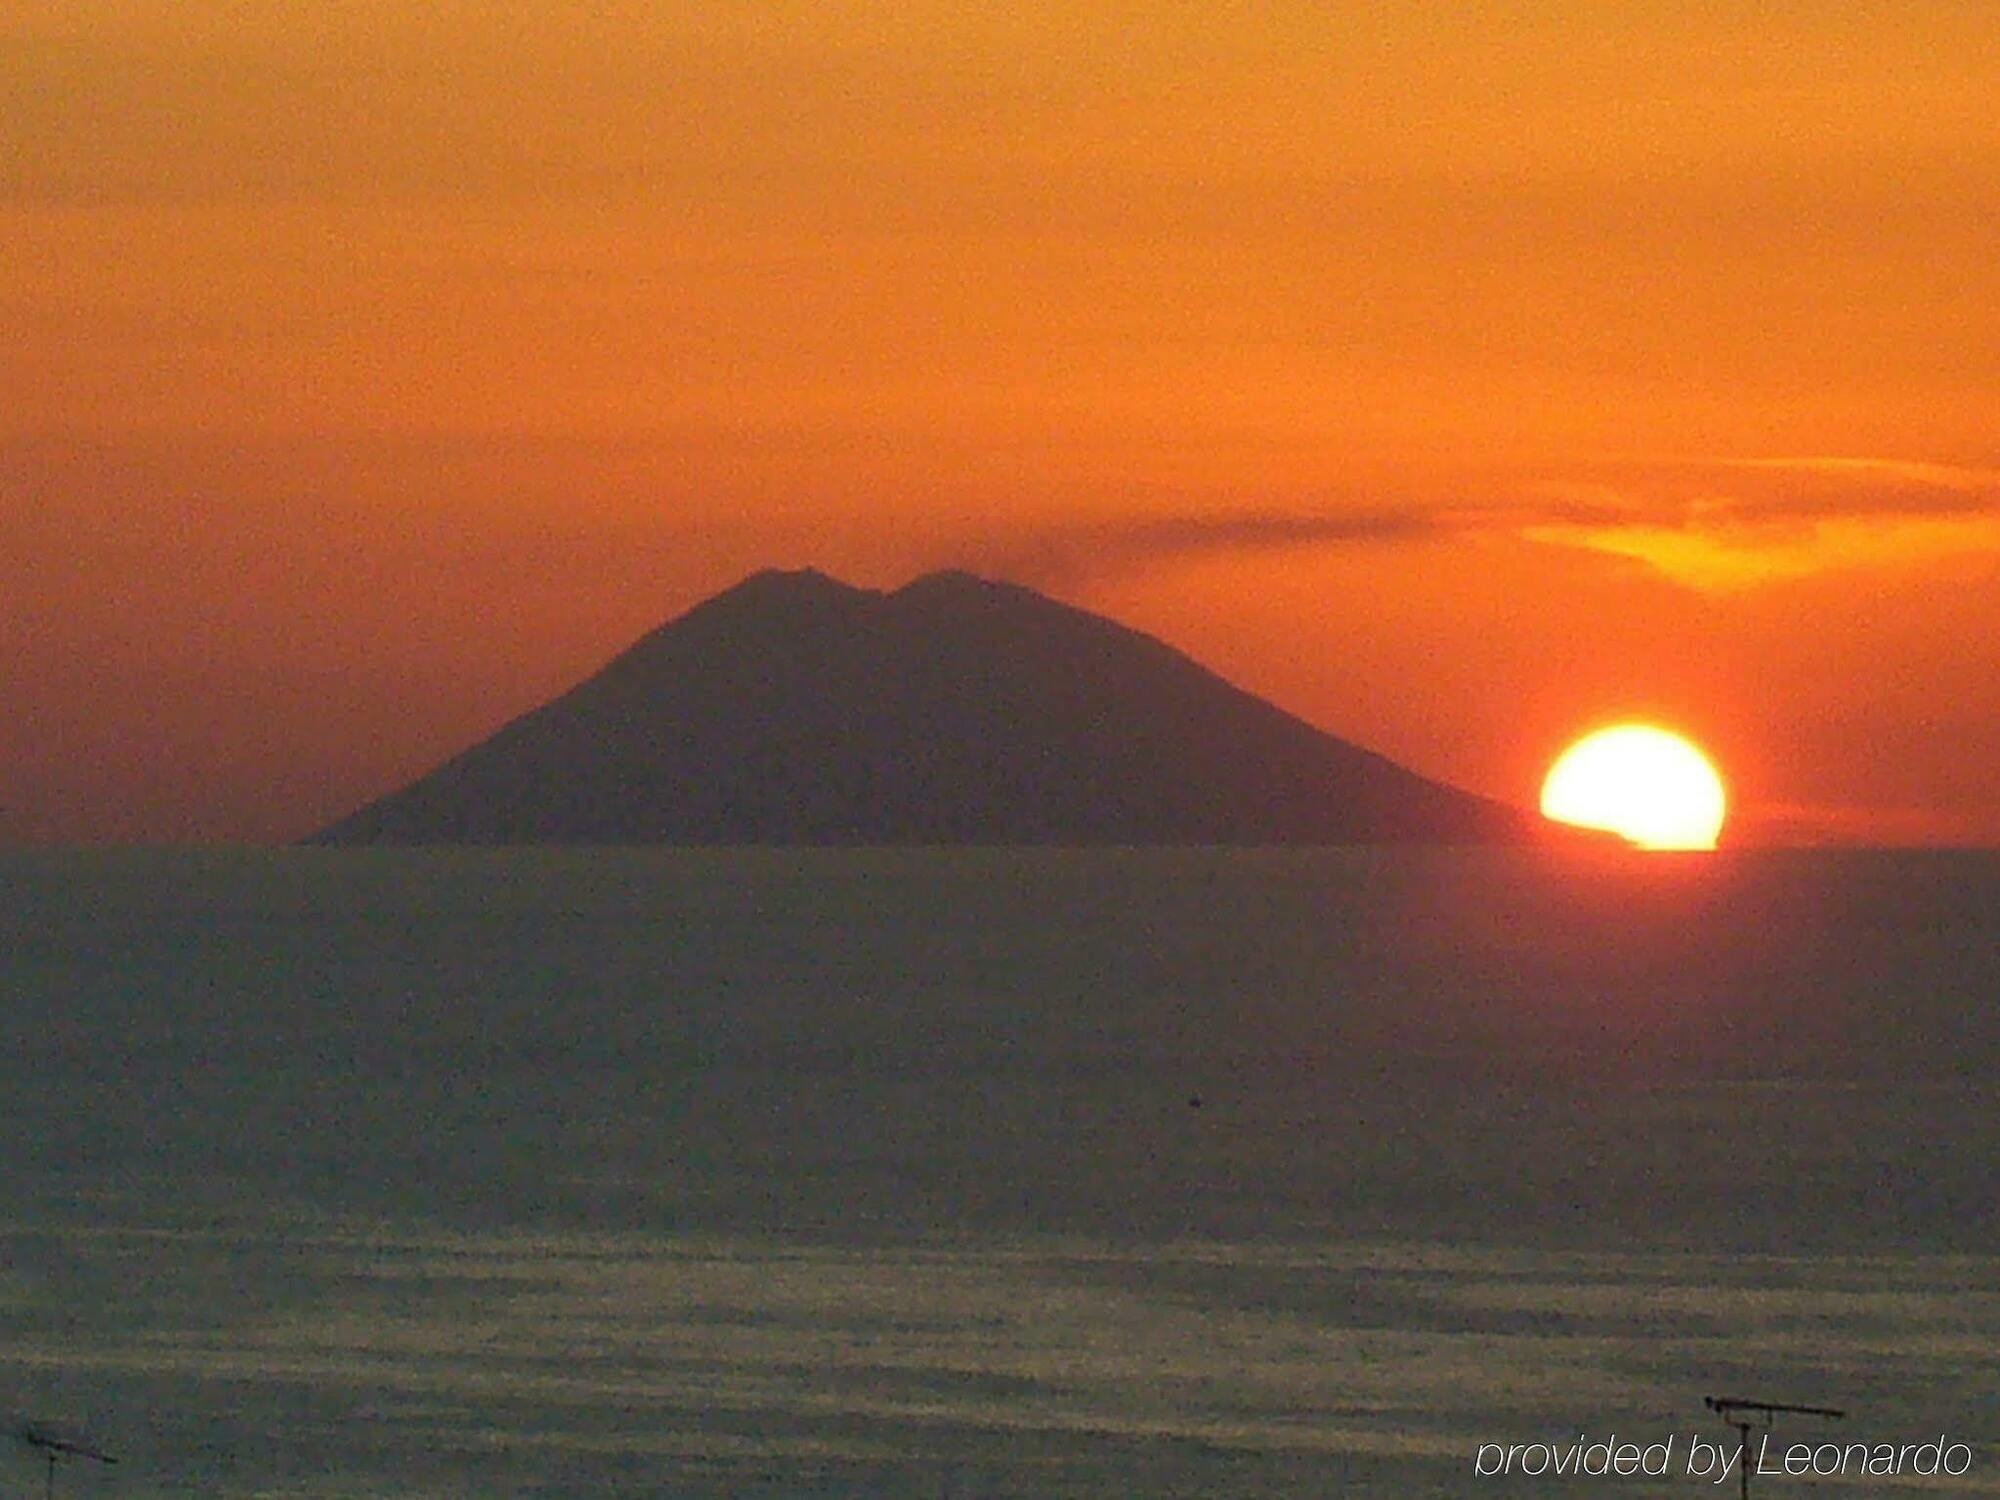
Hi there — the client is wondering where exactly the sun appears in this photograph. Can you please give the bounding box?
[1540,724,1727,850]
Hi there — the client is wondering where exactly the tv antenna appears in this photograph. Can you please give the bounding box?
[14,1422,117,1500]
[1704,1396,1843,1500]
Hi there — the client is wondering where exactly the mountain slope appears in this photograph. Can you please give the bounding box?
[312,568,1547,844]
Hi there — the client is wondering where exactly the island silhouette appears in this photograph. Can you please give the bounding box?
[312,568,1550,844]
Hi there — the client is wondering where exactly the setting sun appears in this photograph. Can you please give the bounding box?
[1540,725,1728,850]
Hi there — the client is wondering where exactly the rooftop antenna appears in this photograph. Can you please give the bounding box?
[15,1422,117,1500]
[1704,1396,1843,1500]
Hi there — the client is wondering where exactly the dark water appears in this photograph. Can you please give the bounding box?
[1,850,1996,1496]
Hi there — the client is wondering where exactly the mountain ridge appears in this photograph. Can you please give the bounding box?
[311,569,1552,845]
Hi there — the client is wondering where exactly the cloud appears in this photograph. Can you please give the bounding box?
[1519,513,2000,591]
[994,506,1448,583]
[1512,456,2000,590]
[973,454,2000,593]
[1715,456,2000,494]
[1085,509,1441,553]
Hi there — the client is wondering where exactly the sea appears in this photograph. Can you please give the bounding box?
[1,848,1995,1497]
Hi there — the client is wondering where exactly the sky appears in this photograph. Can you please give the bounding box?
[4,0,1998,844]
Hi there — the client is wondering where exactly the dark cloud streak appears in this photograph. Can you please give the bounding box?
[991,507,1450,585]
[980,461,2000,588]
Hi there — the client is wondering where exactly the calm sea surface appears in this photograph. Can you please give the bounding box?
[1,849,1996,1496]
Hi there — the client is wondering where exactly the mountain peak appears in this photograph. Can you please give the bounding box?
[895,568,997,596]
[662,567,874,645]
[709,566,866,607]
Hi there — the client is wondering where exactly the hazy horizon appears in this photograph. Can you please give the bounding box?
[3,564,1992,851]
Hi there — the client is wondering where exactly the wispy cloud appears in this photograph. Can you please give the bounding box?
[979,455,2000,592]
[1519,513,2000,590]
[1516,455,2000,589]
[994,506,1448,583]
[1715,456,2000,493]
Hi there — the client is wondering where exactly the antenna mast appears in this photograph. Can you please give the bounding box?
[1703,1396,1844,1500]
[16,1424,118,1500]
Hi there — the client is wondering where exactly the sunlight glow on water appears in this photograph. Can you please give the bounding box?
[5,1225,1998,1497]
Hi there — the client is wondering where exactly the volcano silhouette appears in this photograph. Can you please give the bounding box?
[313,569,1549,844]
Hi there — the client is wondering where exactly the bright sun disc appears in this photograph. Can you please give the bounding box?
[1540,725,1727,850]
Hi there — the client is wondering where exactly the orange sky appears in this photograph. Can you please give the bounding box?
[4,1,1997,843]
